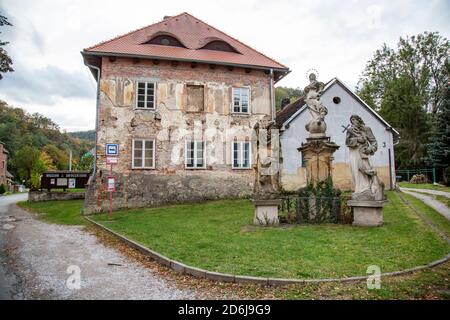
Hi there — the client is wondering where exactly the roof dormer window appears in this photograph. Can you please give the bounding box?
[145,35,185,48]
[201,40,240,53]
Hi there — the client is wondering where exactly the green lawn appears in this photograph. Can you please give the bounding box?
[17,199,85,225]
[400,193,450,238]
[90,191,450,279]
[398,182,450,193]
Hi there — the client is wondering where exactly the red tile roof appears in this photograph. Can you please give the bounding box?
[83,12,289,72]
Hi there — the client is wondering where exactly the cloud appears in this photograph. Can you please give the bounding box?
[0,62,95,105]
[0,0,449,131]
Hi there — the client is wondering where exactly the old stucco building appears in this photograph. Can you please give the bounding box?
[82,13,289,213]
[0,142,13,190]
[277,78,399,192]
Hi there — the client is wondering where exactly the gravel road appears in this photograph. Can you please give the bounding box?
[401,189,450,221]
[0,194,196,300]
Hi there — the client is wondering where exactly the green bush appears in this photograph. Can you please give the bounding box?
[29,173,41,191]
[0,184,6,194]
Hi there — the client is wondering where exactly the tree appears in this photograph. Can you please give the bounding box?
[11,146,47,187]
[275,86,303,110]
[357,32,450,169]
[424,80,450,182]
[0,14,13,80]
[78,153,94,172]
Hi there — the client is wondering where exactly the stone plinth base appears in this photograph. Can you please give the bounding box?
[347,200,387,227]
[251,199,281,226]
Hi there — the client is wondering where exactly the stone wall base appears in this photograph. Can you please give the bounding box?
[83,171,255,214]
[28,191,85,202]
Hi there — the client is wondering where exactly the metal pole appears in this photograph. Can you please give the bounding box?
[69,149,72,171]
[432,168,436,184]
[109,164,113,220]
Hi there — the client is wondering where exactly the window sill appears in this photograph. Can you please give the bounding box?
[231,113,251,116]
[133,108,157,111]
[131,167,156,170]
[232,167,252,170]
[185,167,208,170]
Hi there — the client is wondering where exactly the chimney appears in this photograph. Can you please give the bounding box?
[163,16,172,20]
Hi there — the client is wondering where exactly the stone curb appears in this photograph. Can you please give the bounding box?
[85,216,450,286]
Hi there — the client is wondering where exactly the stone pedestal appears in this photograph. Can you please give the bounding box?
[347,200,387,227]
[251,199,281,226]
[297,136,339,185]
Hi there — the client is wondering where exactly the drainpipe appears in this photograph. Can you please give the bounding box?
[269,69,275,121]
[84,62,101,175]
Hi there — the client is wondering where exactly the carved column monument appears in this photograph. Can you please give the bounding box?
[298,73,339,186]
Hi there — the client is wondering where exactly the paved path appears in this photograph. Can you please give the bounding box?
[400,188,450,198]
[0,194,196,300]
[401,189,450,221]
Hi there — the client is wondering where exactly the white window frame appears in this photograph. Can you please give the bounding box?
[131,138,156,169]
[232,140,252,169]
[135,81,156,110]
[231,86,251,114]
[185,140,206,169]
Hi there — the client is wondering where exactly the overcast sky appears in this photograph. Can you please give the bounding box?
[0,0,448,131]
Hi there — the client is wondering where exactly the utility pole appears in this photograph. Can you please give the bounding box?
[69,148,72,171]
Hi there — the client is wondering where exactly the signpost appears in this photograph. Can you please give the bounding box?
[106,143,119,156]
[105,144,119,220]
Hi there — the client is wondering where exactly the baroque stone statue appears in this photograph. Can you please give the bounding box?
[253,120,279,197]
[345,115,385,201]
[303,73,328,137]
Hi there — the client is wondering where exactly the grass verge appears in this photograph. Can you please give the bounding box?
[90,191,450,279]
[17,199,85,225]
[398,182,450,193]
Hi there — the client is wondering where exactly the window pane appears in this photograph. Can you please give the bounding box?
[186,142,194,167]
[144,140,153,150]
[144,148,153,159]
[146,101,154,109]
[138,88,145,95]
[234,143,239,167]
[138,82,145,90]
[134,140,143,149]
[144,158,153,168]
[243,142,250,167]
[134,158,142,168]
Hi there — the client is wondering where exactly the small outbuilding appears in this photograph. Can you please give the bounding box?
[277,77,400,192]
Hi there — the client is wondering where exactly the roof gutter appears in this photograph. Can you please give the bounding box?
[81,51,290,75]
[83,61,101,176]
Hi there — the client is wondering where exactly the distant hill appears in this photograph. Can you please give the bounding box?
[68,130,95,142]
[0,100,95,183]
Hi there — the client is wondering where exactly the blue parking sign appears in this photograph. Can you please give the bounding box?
[106,143,119,156]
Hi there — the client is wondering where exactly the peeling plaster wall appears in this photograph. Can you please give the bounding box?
[280,82,396,192]
[84,58,273,213]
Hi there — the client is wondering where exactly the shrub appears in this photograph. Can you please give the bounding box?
[0,184,6,194]
[29,173,41,191]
